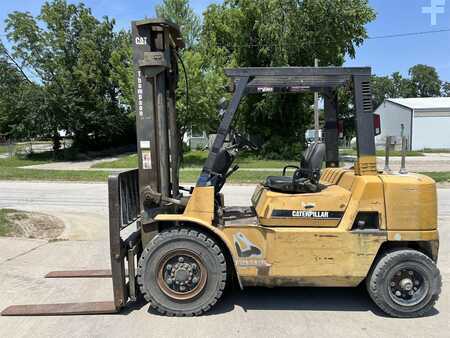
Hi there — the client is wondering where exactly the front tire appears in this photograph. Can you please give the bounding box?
[137,227,227,316]
[366,249,441,318]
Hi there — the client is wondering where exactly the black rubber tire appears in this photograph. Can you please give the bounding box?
[137,227,227,316]
[366,249,441,318]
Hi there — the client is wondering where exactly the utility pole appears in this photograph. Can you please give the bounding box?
[314,58,320,142]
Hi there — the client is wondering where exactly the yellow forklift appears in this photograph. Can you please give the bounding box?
[2,19,441,318]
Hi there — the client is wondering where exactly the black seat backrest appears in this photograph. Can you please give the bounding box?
[301,142,325,171]
[306,142,325,171]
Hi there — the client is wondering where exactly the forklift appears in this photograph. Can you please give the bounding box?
[2,19,441,318]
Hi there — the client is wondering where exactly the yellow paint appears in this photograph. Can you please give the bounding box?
[151,167,438,288]
[254,185,351,227]
[339,175,386,230]
[380,173,437,231]
[320,167,347,185]
[387,230,439,241]
[354,155,377,176]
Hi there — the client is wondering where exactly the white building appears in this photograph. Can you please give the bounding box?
[374,97,450,151]
[183,128,208,150]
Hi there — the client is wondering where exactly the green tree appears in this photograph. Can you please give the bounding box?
[442,81,450,96]
[391,72,414,98]
[372,65,443,110]
[201,0,376,159]
[409,64,441,97]
[175,50,226,142]
[156,0,201,49]
[371,75,394,109]
[5,0,134,151]
[0,41,43,140]
[155,0,227,152]
[371,72,413,108]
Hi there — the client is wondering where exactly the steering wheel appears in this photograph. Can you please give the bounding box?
[233,132,259,151]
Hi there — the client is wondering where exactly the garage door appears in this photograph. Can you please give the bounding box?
[412,115,450,150]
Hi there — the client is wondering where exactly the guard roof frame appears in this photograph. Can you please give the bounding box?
[197,66,377,186]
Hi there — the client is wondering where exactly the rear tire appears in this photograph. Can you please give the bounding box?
[137,227,227,316]
[366,249,441,318]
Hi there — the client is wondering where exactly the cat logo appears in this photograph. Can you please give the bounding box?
[233,232,262,258]
[135,36,147,45]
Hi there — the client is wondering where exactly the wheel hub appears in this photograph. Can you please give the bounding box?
[399,278,413,291]
[388,267,428,306]
[157,250,207,300]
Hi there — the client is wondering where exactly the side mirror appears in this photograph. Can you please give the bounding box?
[373,114,381,136]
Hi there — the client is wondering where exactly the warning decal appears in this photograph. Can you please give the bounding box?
[142,150,152,169]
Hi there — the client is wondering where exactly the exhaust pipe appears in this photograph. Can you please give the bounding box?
[384,136,391,173]
[399,135,408,174]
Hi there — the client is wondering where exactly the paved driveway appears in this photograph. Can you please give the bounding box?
[0,182,449,337]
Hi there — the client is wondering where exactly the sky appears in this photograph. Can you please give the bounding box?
[1,0,450,81]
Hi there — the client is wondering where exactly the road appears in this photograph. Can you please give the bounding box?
[0,181,449,338]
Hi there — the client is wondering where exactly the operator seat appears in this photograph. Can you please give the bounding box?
[265,142,326,194]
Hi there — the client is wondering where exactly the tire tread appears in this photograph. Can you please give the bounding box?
[137,227,227,316]
[366,248,441,318]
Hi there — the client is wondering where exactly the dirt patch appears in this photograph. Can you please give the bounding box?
[0,209,64,239]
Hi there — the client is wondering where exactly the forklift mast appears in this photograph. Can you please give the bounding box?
[131,19,184,221]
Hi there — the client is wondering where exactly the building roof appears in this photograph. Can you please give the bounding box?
[387,97,450,111]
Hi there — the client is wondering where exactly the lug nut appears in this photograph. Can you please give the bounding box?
[166,278,173,284]
[192,277,198,284]
[166,264,172,271]
[395,291,402,297]
[178,257,184,263]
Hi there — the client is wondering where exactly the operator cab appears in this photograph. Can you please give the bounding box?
[195,67,378,222]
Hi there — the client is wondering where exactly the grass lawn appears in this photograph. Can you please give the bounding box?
[93,151,299,169]
[178,169,283,183]
[421,148,450,153]
[0,167,110,182]
[421,172,450,183]
[93,153,139,168]
[339,149,424,157]
[0,145,13,154]
[0,156,110,182]
[0,209,14,236]
[0,153,283,183]
[1,150,449,184]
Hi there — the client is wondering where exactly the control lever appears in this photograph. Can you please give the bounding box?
[226,165,240,178]
[179,186,194,194]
